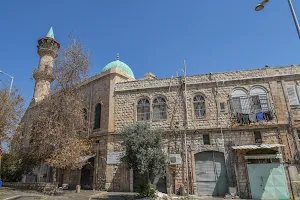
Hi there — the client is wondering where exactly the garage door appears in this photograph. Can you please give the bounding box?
[247,163,289,200]
[194,151,228,196]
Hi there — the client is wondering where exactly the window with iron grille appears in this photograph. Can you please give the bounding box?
[219,102,226,113]
[193,95,206,119]
[254,131,262,144]
[231,96,251,114]
[230,87,272,124]
[203,134,210,145]
[152,97,167,121]
[137,98,150,121]
[250,95,270,113]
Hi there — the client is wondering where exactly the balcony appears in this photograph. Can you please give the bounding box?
[230,95,274,126]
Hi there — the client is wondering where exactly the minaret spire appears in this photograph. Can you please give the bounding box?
[46,27,55,39]
[33,27,60,102]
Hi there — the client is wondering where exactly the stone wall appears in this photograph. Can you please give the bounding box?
[3,182,58,194]
[114,68,300,132]
[112,65,300,197]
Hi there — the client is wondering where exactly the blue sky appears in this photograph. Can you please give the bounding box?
[0,0,300,106]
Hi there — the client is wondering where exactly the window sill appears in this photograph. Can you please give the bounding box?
[152,119,167,123]
[136,120,151,123]
[193,117,208,121]
[219,111,228,114]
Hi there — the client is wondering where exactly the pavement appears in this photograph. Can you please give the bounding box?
[0,188,235,200]
[0,188,137,200]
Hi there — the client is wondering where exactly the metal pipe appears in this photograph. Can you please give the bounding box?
[287,0,300,39]
[183,60,189,195]
[0,70,14,97]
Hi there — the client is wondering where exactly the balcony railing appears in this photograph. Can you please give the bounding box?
[230,95,274,126]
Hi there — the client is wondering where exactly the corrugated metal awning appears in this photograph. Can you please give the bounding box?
[245,154,282,159]
[78,155,95,163]
[232,144,284,150]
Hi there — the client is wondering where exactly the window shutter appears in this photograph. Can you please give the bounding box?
[286,86,300,106]
[296,85,300,101]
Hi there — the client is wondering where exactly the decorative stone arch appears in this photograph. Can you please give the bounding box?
[191,93,208,120]
[152,95,168,122]
[249,85,272,113]
[230,87,249,114]
[230,87,248,97]
[249,85,269,95]
[152,94,168,102]
[135,95,151,105]
[135,96,151,122]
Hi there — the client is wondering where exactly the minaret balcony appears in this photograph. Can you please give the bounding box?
[33,67,54,82]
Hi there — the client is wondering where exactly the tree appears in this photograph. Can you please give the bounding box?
[1,152,38,182]
[0,88,24,141]
[121,123,165,181]
[29,37,92,170]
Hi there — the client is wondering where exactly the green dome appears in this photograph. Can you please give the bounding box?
[102,55,134,78]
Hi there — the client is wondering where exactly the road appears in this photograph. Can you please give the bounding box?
[14,195,127,200]
[94,196,127,200]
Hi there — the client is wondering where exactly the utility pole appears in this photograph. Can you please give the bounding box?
[183,60,189,195]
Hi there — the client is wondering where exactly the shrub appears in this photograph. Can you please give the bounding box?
[136,179,156,199]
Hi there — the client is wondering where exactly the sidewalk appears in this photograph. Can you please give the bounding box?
[0,188,136,200]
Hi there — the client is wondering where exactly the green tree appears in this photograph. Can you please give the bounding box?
[121,123,165,181]
[1,152,38,182]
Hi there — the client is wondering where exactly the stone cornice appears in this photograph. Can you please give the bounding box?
[114,65,300,92]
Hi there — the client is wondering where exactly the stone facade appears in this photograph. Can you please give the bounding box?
[113,65,300,198]
[18,31,300,199]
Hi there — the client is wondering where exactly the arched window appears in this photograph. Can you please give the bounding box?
[94,104,101,129]
[250,87,269,113]
[153,97,167,121]
[193,95,206,119]
[137,98,150,121]
[231,88,249,114]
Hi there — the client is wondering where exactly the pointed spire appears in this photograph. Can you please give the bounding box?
[46,27,55,39]
[116,53,120,60]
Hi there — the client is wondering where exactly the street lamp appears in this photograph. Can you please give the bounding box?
[255,0,300,39]
[255,0,269,11]
[0,70,14,97]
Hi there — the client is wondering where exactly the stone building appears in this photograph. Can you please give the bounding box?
[113,66,300,199]
[18,28,300,199]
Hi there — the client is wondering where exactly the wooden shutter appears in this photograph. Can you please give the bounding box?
[286,86,300,106]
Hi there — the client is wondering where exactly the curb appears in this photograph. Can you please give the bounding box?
[3,195,21,200]
[3,195,47,200]
[88,191,108,198]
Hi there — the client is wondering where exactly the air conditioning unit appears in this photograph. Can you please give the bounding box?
[169,154,182,165]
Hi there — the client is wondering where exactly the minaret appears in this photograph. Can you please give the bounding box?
[33,27,60,102]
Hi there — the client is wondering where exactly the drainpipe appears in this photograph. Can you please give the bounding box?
[213,74,231,195]
[183,60,189,195]
[287,164,296,200]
